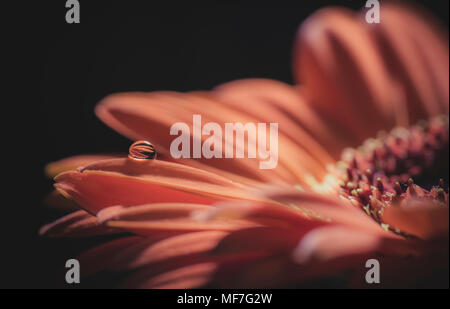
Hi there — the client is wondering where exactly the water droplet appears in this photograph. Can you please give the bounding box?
[128,140,156,160]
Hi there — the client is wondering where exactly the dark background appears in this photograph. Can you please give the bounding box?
[2,0,448,288]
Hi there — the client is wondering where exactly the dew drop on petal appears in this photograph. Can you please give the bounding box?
[128,140,157,160]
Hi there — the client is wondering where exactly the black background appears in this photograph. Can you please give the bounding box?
[2,0,448,288]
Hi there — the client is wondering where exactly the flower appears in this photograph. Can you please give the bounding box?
[41,3,449,288]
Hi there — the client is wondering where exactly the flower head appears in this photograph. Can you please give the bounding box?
[42,2,449,288]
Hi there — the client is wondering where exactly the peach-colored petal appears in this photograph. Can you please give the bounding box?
[294,4,449,147]
[54,172,216,215]
[293,226,381,263]
[294,224,421,266]
[212,79,335,173]
[91,209,321,284]
[365,3,449,122]
[96,204,259,237]
[45,154,123,178]
[107,231,229,271]
[54,158,270,214]
[121,251,266,289]
[78,231,229,279]
[103,218,259,237]
[186,91,327,183]
[213,79,334,153]
[212,227,306,256]
[43,189,80,211]
[266,189,398,237]
[39,210,116,237]
[193,200,325,230]
[78,236,145,277]
[123,262,217,289]
[96,203,212,223]
[95,91,292,183]
[79,158,254,195]
[293,7,396,151]
[383,200,449,239]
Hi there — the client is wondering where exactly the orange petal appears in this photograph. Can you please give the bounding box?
[103,218,259,237]
[78,236,145,277]
[193,200,325,230]
[55,172,215,215]
[95,91,290,183]
[293,224,419,266]
[366,3,449,123]
[79,158,256,197]
[187,91,323,184]
[96,204,259,237]
[54,158,268,214]
[39,210,116,237]
[96,203,212,223]
[121,249,266,288]
[212,79,335,178]
[293,7,397,150]
[266,189,397,237]
[292,226,381,263]
[122,262,217,289]
[214,79,335,154]
[212,226,307,256]
[383,200,449,239]
[43,189,80,211]
[45,154,123,178]
[107,231,229,270]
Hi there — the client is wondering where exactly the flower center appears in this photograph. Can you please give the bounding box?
[336,115,449,234]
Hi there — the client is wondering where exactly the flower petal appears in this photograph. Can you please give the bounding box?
[366,3,449,122]
[121,250,265,289]
[212,79,335,176]
[54,158,268,214]
[54,172,215,215]
[39,210,116,237]
[383,200,449,239]
[293,7,396,149]
[107,231,229,271]
[292,226,381,264]
[212,226,307,255]
[96,203,212,223]
[192,200,325,230]
[103,218,258,237]
[78,236,145,277]
[45,154,123,178]
[95,91,292,183]
[266,189,397,237]
[43,189,80,211]
[122,262,217,289]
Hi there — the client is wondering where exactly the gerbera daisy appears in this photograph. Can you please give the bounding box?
[41,2,449,288]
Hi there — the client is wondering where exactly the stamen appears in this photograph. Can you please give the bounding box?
[394,182,402,195]
[334,116,449,236]
[376,177,384,193]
